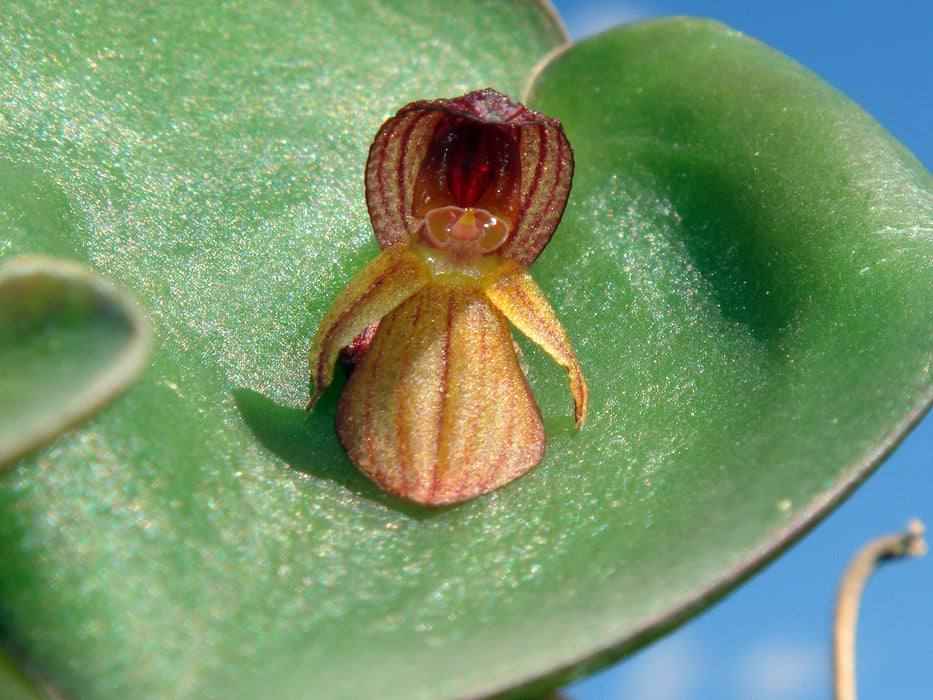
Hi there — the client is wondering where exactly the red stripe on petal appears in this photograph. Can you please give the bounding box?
[365,89,573,267]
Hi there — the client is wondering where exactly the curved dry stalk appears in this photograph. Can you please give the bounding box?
[833,518,927,700]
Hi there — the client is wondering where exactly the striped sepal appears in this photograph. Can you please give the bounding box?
[364,88,574,267]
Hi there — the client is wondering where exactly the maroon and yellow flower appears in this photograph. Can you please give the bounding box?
[308,89,587,506]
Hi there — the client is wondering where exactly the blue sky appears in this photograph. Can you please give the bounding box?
[549,2,933,699]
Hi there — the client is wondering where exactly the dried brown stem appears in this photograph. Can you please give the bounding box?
[833,518,927,700]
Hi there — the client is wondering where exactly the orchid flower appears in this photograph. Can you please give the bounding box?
[308,89,587,505]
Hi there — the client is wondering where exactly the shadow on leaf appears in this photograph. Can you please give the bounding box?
[232,386,450,519]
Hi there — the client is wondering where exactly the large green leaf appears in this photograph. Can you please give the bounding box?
[1,7,932,700]
[520,15,933,684]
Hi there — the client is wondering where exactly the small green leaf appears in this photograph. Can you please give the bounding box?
[0,257,150,468]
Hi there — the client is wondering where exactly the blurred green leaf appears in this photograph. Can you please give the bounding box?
[0,646,50,700]
[1,6,932,700]
[0,257,150,468]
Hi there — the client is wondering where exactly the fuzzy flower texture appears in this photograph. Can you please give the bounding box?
[308,89,587,506]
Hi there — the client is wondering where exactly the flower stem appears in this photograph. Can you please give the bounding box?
[833,519,927,700]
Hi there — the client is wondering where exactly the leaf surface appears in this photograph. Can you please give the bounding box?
[0,257,149,468]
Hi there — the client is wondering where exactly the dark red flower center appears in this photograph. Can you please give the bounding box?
[411,119,521,227]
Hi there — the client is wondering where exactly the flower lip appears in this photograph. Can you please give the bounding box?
[365,88,574,268]
[422,205,511,255]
